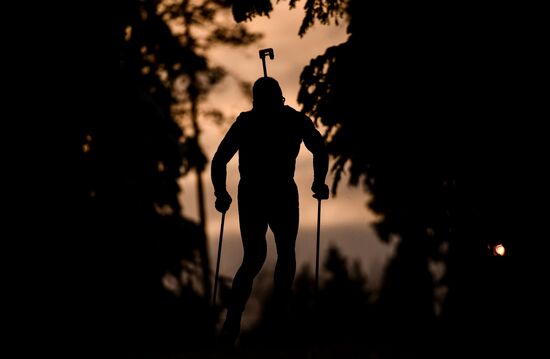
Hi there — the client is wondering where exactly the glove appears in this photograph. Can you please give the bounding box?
[311,182,329,200]
[215,191,232,213]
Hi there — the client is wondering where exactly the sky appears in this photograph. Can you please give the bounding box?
[178,2,397,326]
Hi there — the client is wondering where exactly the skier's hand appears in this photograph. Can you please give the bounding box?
[215,191,232,213]
[312,182,329,200]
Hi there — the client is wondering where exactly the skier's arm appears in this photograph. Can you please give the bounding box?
[211,119,240,211]
[301,115,329,199]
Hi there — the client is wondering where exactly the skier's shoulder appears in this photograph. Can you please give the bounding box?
[283,106,315,130]
[233,110,255,126]
[283,105,311,121]
[282,105,299,116]
[236,109,253,119]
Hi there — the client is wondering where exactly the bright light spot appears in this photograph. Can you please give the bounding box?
[154,203,174,216]
[493,244,506,257]
[82,143,90,153]
[140,8,148,21]
[85,134,92,142]
[162,273,180,295]
[140,45,147,54]
[142,66,151,75]
[158,161,165,172]
[124,26,132,41]
[157,68,168,82]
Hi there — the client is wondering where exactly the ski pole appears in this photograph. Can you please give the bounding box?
[212,211,226,307]
[315,198,321,296]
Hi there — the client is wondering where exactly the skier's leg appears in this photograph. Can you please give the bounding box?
[220,184,268,345]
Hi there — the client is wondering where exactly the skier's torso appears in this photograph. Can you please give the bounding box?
[236,106,305,185]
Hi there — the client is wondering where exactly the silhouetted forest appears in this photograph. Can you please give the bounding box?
[24,0,542,357]
[298,1,538,357]
[294,1,534,358]
[36,0,259,353]
[293,2,533,357]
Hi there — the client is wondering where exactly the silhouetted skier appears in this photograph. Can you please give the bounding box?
[211,77,329,346]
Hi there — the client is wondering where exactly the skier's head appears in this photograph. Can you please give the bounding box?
[253,77,285,110]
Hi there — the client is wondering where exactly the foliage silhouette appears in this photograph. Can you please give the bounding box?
[69,0,259,352]
[76,67,213,351]
[231,0,346,36]
[115,0,260,301]
[304,2,526,358]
